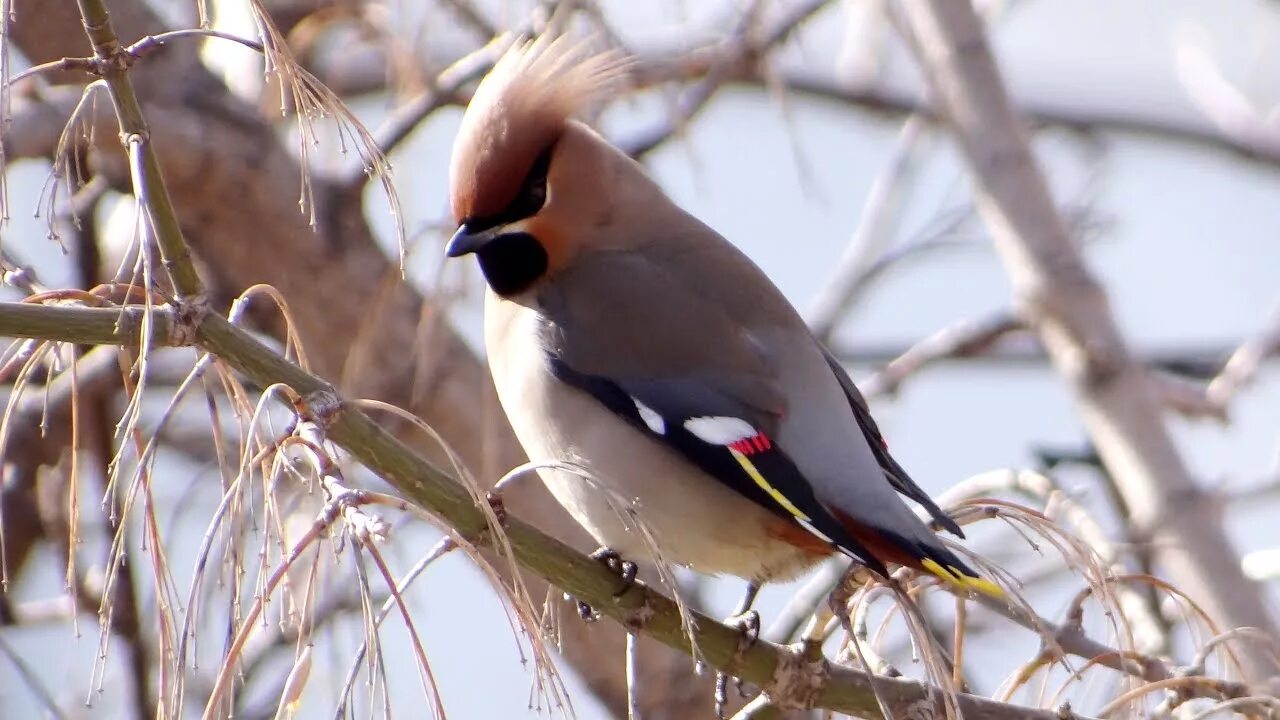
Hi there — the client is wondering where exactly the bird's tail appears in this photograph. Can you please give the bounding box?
[918,555,1004,599]
[833,510,1005,599]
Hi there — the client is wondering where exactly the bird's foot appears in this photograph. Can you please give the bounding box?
[722,609,761,642]
[483,491,508,527]
[714,609,761,719]
[569,547,637,623]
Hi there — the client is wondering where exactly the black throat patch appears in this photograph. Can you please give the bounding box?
[476,232,549,296]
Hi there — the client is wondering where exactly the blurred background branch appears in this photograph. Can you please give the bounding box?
[895,0,1279,681]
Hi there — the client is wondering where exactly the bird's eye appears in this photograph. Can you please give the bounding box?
[511,173,547,219]
[507,145,553,220]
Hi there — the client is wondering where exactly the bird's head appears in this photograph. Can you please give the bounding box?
[446,35,632,297]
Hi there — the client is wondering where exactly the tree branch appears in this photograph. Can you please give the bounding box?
[0,299,1099,719]
[806,115,929,341]
[1205,307,1280,414]
[858,311,1024,399]
[896,0,1280,682]
[75,0,204,299]
[765,71,1280,169]
[0,303,183,346]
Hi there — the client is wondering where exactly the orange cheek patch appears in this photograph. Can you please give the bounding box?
[522,215,571,272]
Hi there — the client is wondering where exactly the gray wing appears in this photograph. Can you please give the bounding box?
[820,347,964,537]
[536,251,892,569]
[534,246,973,578]
[546,355,888,573]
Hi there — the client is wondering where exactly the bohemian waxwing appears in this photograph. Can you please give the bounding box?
[445,36,1002,601]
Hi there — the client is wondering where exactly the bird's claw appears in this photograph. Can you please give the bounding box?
[574,597,600,622]
[589,547,639,595]
[714,610,761,718]
[569,547,637,623]
[483,491,507,527]
[724,609,761,642]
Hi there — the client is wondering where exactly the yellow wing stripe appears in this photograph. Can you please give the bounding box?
[728,449,1004,600]
[728,448,811,522]
[921,558,1005,599]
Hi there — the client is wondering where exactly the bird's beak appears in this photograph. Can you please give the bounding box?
[445,222,497,257]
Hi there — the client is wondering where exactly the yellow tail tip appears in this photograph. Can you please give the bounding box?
[921,558,1006,600]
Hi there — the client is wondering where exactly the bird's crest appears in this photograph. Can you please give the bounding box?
[450,34,630,223]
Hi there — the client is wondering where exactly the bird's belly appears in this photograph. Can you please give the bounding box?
[537,393,823,582]
[485,301,822,582]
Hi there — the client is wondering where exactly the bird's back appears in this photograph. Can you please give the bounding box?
[532,200,944,553]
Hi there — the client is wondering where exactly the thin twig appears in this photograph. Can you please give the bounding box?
[438,0,499,38]
[199,500,342,720]
[858,311,1025,399]
[831,338,1275,376]
[362,32,514,173]
[4,28,264,87]
[1205,306,1280,413]
[0,631,69,720]
[333,536,457,719]
[361,540,446,720]
[807,115,929,341]
[621,0,835,159]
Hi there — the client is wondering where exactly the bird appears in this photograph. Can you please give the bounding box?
[444,36,1003,616]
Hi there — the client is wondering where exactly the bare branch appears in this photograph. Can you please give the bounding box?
[1142,309,1280,422]
[362,33,510,176]
[806,115,929,341]
[1205,307,1280,412]
[0,300,1098,720]
[438,0,499,39]
[0,303,184,346]
[0,631,69,720]
[74,0,205,301]
[859,311,1025,400]
[832,338,1267,377]
[896,0,1280,681]
[620,0,835,159]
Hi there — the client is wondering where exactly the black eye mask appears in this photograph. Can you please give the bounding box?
[464,143,555,234]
